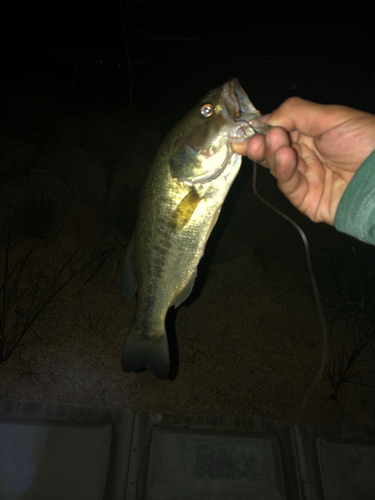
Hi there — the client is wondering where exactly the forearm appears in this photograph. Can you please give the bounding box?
[335,149,375,245]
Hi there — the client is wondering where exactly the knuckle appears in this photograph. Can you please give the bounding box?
[282,96,304,110]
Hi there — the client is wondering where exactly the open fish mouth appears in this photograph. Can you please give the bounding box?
[223,77,271,140]
[185,78,270,184]
[222,78,255,119]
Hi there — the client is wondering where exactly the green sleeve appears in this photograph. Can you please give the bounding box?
[335,148,375,245]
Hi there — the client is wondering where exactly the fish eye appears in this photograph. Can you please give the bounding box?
[200,104,213,117]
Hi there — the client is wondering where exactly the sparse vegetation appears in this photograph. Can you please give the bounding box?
[0,224,84,364]
[0,135,50,182]
[10,189,60,240]
[323,237,375,400]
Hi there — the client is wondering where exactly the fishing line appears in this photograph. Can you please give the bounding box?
[234,118,329,422]
[252,162,329,422]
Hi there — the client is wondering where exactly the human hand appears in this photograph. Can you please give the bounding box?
[233,97,375,225]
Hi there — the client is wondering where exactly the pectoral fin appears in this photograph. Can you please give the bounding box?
[168,189,202,232]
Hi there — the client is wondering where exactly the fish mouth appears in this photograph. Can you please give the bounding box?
[223,77,259,119]
[223,78,270,141]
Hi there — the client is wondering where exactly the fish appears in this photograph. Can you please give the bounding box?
[121,77,270,379]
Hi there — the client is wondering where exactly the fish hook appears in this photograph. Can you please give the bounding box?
[234,117,260,136]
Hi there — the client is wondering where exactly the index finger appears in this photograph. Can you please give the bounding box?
[267,97,356,137]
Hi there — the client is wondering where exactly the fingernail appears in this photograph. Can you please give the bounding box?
[275,151,280,166]
[259,113,271,123]
[246,142,253,160]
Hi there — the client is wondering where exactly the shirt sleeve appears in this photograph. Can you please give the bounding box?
[334,148,375,245]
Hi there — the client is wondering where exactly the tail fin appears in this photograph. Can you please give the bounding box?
[121,324,170,380]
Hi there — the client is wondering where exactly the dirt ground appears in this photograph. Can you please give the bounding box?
[1,91,375,434]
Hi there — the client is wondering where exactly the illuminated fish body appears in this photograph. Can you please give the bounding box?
[121,77,270,379]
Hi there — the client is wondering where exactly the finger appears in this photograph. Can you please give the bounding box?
[273,146,300,183]
[263,126,292,173]
[246,133,267,164]
[267,97,353,137]
[232,133,267,165]
[231,141,247,155]
[290,142,308,176]
[274,147,309,207]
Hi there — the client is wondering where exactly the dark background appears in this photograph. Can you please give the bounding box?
[4,11,375,129]
[2,9,375,424]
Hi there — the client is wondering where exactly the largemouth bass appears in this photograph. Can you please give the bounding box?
[121,77,270,379]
